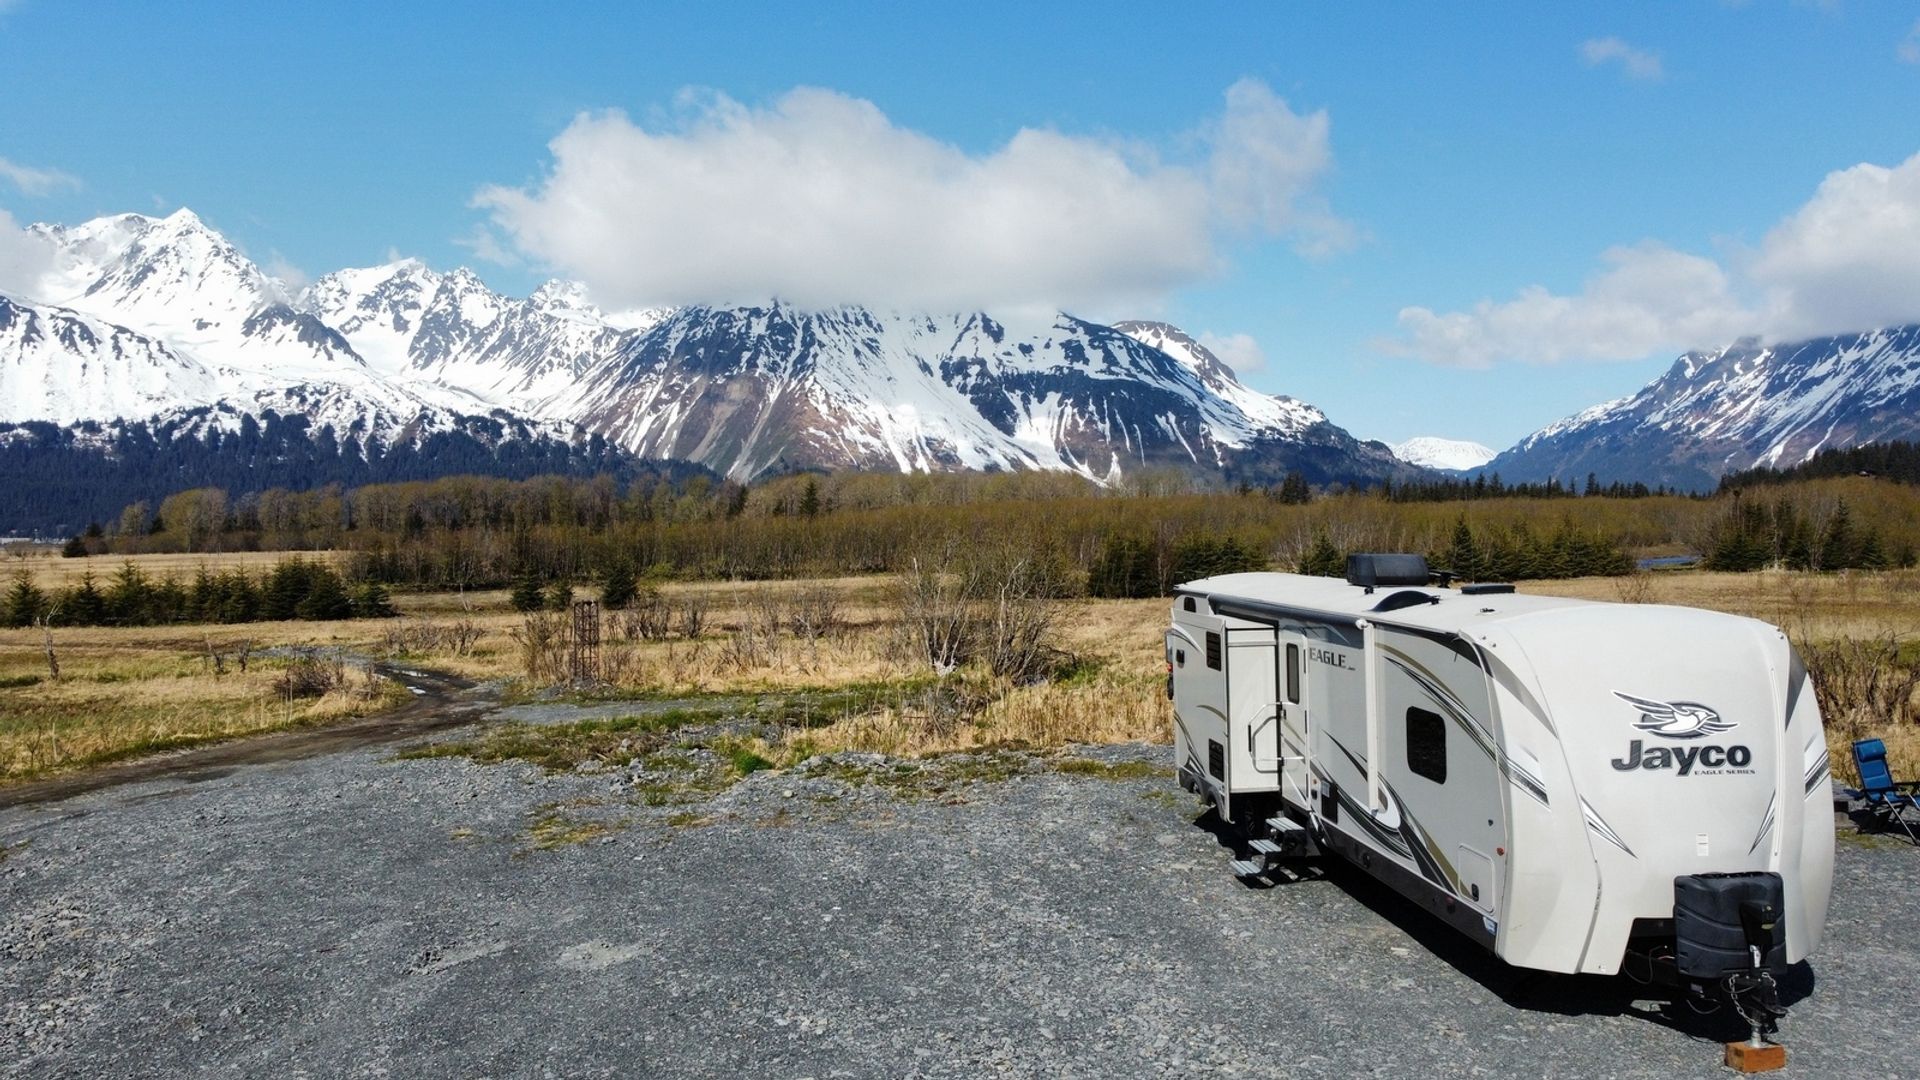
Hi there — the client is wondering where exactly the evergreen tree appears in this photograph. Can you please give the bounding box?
[1818,501,1857,570]
[60,534,87,558]
[262,560,314,620]
[600,559,638,609]
[1275,472,1312,505]
[350,582,398,618]
[545,579,575,611]
[799,478,822,517]
[1296,530,1345,577]
[509,572,546,613]
[62,572,107,624]
[3,571,45,628]
[1443,516,1483,581]
[1088,536,1158,598]
[295,567,354,620]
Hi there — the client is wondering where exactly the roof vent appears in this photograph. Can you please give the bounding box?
[1372,590,1441,612]
[1460,583,1515,596]
[1346,554,1430,590]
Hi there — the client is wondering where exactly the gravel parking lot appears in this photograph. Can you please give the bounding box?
[3,685,1916,1079]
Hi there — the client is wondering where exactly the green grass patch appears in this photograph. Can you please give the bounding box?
[1054,758,1174,781]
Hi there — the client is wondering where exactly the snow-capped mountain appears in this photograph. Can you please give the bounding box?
[1390,436,1496,472]
[553,307,1403,483]
[1485,325,1920,489]
[1,208,1414,488]
[300,262,662,414]
[0,294,220,423]
[9,209,493,435]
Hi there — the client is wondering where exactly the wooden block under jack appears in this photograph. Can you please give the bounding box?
[1724,1040,1787,1073]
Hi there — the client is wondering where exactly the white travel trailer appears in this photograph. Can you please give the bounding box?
[1167,555,1834,1030]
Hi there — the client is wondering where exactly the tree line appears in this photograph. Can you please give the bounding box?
[32,466,1920,606]
[2,559,395,628]
[1719,440,1920,491]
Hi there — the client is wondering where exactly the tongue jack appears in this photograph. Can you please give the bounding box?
[1723,900,1786,1073]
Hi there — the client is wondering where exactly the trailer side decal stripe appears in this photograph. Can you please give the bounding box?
[1325,734,1460,893]
[1784,650,1806,731]
[1381,647,1499,763]
[1803,748,1831,798]
[1503,757,1551,808]
[1748,792,1777,856]
[1580,797,1636,858]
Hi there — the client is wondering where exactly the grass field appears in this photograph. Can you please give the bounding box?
[3,553,1916,788]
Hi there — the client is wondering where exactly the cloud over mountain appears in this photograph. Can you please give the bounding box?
[1388,149,1920,368]
[473,80,1346,313]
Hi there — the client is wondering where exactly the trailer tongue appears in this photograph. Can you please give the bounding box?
[1168,556,1833,1071]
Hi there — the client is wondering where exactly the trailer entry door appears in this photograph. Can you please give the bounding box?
[1277,629,1312,813]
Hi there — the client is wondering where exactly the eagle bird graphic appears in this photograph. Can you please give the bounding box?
[1612,691,1736,739]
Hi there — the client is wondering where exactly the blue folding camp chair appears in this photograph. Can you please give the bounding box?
[1851,738,1920,843]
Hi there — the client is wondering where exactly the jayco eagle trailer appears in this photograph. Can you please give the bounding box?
[1166,556,1833,1031]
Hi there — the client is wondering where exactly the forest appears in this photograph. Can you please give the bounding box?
[0,407,705,537]
[22,461,1917,617]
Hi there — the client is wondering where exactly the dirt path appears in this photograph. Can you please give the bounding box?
[0,663,490,810]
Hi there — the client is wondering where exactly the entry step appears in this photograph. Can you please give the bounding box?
[1248,838,1285,857]
[1265,816,1306,836]
[1229,859,1266,878]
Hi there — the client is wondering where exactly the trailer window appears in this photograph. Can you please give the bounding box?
[1205,632,1222,670]
[1406,707,1446,784]
[1285,643,1300,704]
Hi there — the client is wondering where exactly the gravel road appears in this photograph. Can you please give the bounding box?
[3,678,1916,1079]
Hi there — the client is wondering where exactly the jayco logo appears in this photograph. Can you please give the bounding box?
[1609,691,1753,776]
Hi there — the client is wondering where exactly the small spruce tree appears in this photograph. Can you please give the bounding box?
[601,560,638,609]
[509,572,547,613]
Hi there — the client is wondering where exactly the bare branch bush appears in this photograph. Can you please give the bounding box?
[891,548,1071,682]
[616,586,673,641]
[275,650,347,699]
[786,584,843,645]
[382,619,483,657]
[510,610,571,685]
[1801,630,1920,762]
[678,594,709,639]
[892,555,984,674]
[1611,570,1655,604]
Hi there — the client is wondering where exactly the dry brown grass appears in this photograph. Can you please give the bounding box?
[14,562,1916,790]
[2,549,344,591]
[0,642,407,782]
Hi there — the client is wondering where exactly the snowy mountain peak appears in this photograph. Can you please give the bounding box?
[1112,320,1237,382]
[1486,323,1920,488]
[1390,436,1497,472]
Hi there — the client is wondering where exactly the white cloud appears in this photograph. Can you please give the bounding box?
[453,225,518,267]
[1748,152,1920,339]
[1198,331,1266,374]
[1899,20,1920,64]
[1580,37,1665,82]
[263,251,310,290]
[1386,150,1920,367]
[0,156,79,196]
[1390,243,1753,369]
[475,80,1347,312]
[0,209,56,297]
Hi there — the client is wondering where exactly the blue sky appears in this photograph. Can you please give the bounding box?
[3,1,1919,449]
